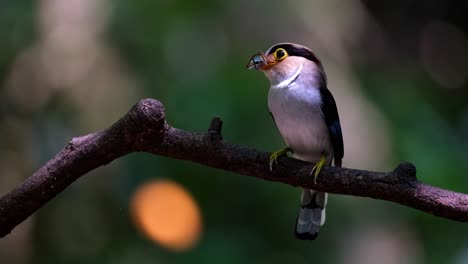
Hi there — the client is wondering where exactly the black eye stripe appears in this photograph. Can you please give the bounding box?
[267,44,320,64]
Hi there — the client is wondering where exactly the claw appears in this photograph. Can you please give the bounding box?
[311,154,327,184]
[269,147,291,171]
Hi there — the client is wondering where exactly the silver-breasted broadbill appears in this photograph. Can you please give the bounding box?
[247,43,344,240]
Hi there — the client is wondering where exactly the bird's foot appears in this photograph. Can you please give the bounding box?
[311,154,327,184]
[269,147,292,171]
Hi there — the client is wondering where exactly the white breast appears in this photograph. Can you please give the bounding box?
[268,77,333,163]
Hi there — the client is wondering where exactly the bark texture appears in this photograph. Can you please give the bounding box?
[0,98,467,238]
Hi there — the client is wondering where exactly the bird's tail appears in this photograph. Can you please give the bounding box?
[294,189,327,240]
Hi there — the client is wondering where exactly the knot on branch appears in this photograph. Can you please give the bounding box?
[119,99,168,150]
[207,117,223,141]
[132,99,166,131]
[393,162,417,181]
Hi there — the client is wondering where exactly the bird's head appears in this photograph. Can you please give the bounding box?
[246,43,324,87]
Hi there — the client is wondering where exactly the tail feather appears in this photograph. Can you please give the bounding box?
[295,189,327,240]
[335,158,342,168]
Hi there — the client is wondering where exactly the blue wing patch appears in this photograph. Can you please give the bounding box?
[318,80,344,166]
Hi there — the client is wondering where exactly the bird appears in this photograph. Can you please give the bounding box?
[246,43,343,240]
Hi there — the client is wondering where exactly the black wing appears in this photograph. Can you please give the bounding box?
[319,85,344,167]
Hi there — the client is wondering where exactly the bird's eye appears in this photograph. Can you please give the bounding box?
[274,48,288,61]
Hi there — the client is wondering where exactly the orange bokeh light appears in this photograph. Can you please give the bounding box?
[131,179,202,251]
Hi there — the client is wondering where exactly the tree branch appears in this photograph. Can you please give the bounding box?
[0,98,467,238]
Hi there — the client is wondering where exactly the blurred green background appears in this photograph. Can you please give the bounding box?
[1,0,468,263]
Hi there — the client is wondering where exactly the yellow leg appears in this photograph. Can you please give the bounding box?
[311,154,327,184]
[269,147,291,171]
